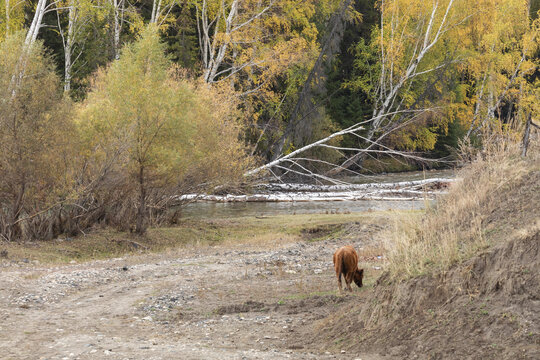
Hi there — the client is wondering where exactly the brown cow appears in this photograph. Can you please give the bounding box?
[333,245,364,292]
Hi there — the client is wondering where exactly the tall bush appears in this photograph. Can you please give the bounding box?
[0,33,75,241]
[77,26,251,234]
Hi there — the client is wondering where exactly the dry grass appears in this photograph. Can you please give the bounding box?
[0,212,390,264]
[385,143,540,281]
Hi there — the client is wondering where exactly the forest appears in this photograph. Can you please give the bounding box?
[1,0,539,241]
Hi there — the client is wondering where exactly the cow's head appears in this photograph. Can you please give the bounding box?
[353,268,364,288]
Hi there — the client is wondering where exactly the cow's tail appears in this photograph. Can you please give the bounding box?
[335,253,344,280]
[341,254,347,279]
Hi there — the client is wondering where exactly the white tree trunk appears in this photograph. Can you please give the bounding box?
[473,51,527,134]
[64,3,76,92]
[368,0,454,141]
[25,0,48,48]
[466,72,488,138]
[111,0,124,59]
[246,121,365,176]
[197,0,273,84]
[150,0,163,23]
[9,0,48,96]
[332,0,455,174]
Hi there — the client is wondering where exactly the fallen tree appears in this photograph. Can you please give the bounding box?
[178,178,454,202]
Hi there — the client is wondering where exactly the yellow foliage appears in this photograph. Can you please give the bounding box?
[0,0,25,40]
[77,26,251,197]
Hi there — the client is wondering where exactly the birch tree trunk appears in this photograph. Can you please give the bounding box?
[64,3,76,92]
[471,51,527,136]
[196,0,273,84]
[466,72,488,138]
[9,0,48,96]
[25,0,48,48]
[150,0,162,23]
[251,0,462,179]
[111,0,124,60]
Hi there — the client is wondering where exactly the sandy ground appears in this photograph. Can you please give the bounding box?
[0,222,389,360]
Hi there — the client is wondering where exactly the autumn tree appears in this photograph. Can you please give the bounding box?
[463,0,538,139]
[0,32,73,241]
[77,25,250,234]
[248,0,540,178]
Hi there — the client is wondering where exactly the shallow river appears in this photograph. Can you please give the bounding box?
[181,169,456,219]
[181,199,431,219]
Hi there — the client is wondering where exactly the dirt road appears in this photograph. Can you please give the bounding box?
[0,222,388,360]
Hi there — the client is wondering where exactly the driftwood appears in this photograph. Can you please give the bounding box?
[255,178,452,192]
[178,178,454,203]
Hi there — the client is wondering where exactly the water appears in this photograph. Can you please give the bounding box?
[181,199,430,219]
[341,168,457,184]
[180,169,455,219]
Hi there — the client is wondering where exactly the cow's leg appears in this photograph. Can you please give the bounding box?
[337,272,343,292]
[345,272,354,292]
[335,260,343,293]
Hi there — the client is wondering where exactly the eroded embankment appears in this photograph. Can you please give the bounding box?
[305,230,539,359]
[304,153,540,359]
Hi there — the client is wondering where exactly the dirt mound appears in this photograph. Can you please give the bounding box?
[215,300,268,315]
[303,231,539,359]
[279,295,349,315]
[301,224,344,241]
[215,295,351,316]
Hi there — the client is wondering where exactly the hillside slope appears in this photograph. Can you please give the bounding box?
[306,151,540,359]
